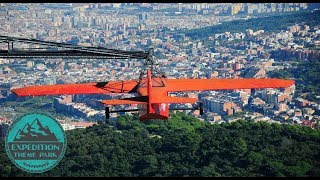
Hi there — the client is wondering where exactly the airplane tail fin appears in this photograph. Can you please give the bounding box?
[147,69,152,112]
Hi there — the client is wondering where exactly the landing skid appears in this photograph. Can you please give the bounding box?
[105,107,140,121]
[169,102,204,115]
[104,102,203,121]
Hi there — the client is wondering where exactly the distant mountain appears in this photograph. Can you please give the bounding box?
[13,118,58,141]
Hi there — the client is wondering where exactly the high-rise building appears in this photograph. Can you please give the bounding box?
[231,4,242,15]
[178,3,183,12]
[138,13,147,23]
[27,61,34,68]
[113,3,121,8]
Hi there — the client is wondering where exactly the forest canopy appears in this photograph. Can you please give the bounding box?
[267,59,320,103]
[1,112,320,177]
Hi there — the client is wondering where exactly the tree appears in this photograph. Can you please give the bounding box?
[1,113,320,177]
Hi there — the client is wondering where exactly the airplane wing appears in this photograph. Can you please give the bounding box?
[165,78,295,92]
[11,80,140,96]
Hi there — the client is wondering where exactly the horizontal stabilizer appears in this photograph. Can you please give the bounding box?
[101,96,148,105]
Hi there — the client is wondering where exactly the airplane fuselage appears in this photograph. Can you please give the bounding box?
[137,86,170,121]
[136,69,170,120]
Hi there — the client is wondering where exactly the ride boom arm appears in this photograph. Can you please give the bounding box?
[165,78,295,92]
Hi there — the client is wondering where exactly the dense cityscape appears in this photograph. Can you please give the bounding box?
[0,3,320,134]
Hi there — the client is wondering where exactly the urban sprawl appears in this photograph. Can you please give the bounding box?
[0,3,319,135]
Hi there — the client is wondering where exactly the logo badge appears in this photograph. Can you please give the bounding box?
[5,113,67,173]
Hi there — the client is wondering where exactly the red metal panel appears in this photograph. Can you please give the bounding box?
[165,78,295,92]
[147,69,153,113]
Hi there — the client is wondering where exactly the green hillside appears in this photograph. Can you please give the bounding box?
[1,112,320,177]
[267,59,320,103]
[183,10,320,40]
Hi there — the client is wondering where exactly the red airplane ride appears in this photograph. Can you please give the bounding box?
[12,68,295,121]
